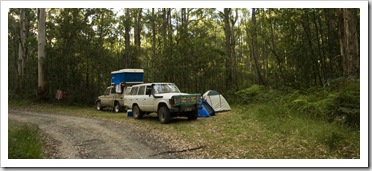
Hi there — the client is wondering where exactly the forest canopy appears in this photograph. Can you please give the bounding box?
[8,8,360,104]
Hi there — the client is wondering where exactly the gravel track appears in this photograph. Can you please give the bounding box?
[8,109,185,159]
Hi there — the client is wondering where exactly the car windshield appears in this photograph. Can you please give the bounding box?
[153,84,180,94]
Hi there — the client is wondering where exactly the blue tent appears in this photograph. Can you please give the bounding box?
[198,98,216,117]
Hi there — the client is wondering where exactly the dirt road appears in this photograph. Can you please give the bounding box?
[8,110,186,159]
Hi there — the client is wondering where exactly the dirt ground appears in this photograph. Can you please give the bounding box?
[8,109,192,159]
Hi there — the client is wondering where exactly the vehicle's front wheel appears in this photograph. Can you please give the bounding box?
[158,106,171,124]
[96,101,102,111]
[187,111,198,120]
[133,105,143,119]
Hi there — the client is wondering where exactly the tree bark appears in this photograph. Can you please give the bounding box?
[124,8,131,68]
[251,8,265,85]
[17,9,26,92]
[134,8,142,49]
[151,8,156,80]
[162,8,167,44]
[38,8,47,100]
[223,8,233,90]
[339,9,359,78]
[268,9,286,86]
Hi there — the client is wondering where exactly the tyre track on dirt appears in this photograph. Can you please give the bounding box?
[8,110,182,159]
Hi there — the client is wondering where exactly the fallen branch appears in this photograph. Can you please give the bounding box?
[149,145,206,157]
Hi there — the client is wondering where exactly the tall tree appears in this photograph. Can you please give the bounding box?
[339,8,359,78]
[37,8,47,100]
[151,8,157,80]
[251,8,265,85]
[223,8,233,90]
[124,8,131,68]
[134,8,142,49]
[17,9,26,91]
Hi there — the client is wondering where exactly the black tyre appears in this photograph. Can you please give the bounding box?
[96,101,102,111]
[114,102,121,113]
[187,111,198,120]
[158,106,171,124]
[133,105,143,119]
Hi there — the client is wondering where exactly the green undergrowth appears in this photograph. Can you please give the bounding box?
[235,78,360,129]
[227,78,360,158]
[8,120,44,159]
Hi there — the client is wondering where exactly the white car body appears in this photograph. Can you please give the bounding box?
[124,83,201,123]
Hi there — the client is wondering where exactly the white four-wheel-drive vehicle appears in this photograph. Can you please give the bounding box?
[124,83,201,124]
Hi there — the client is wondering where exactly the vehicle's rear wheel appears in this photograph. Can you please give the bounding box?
[96,101,102,111]
[133,105,143,119]
[158,106,171,124]
[114,102,121,113]
[187,110,198,120]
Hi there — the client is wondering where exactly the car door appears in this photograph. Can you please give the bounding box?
[136,86,147,111]
[143,85,155,112]
[108,87,116,107]
[101,88,111,106]
[126,86,139,108]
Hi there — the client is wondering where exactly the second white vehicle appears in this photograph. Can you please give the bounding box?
[124,83,201,124]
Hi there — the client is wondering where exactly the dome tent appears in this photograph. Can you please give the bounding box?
[203,90,231,112]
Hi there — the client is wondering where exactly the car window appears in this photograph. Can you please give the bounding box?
[104,88,110,95]
[130,87,139,95]
[145,86,151,95]
[138,86,145,95]
[111,87,116,94]
[125,87,132,95]
[153,84,180,93]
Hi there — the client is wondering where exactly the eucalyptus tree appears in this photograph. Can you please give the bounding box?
[37,8,47,100]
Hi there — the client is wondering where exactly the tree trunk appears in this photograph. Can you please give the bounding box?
[37,8,47,100]
[134,8,142,49]
[230,9,238,90]
[268,9,286,86]
[339,8,359,78]
[251,8,265,85]
[151,8,156,80]
[124,8,131,68]
[18,9,26,91]
[301,19,323,86]
[223,8,233,90]
[162,8,167,44]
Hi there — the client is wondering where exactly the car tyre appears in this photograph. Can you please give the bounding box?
[158,106,171,124]
[114,102,122,113]
[133,105,143,119]
[187,111,198,120]
[96,101,102,111]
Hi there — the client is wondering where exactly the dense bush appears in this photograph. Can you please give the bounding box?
[235,78,360,129]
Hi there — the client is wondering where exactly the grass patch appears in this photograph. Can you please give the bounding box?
[8,98,359,159]
[8,120,44,159]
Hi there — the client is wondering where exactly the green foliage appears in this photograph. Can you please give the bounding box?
[242,103,359,158]
[8,120,44,159]
[235,84,286,104]
[327,79,360,128]
[235,84,265,103]
[8,8,359,105]
[235,79,360,129]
